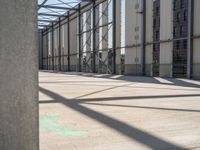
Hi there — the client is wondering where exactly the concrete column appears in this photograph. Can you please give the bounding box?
[145,0,153,76]
[115,0,121,74]
[125,0,142,75]
[159,0,173,77]
[101,1,109,73]
[193,0,200,79]
[0,1,39,150]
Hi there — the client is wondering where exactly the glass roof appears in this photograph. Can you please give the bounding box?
[38,0,91,29]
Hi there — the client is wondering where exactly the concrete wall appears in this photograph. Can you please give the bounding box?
[159,0,173,77]
[0,1,39,150]
[115,0,121,74]
[145,0,153,76]
[193,0,200,79]
[125,0,142,75]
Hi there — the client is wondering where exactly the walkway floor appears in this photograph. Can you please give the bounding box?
[39,71,200,150]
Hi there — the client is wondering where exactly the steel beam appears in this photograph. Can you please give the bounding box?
[78,4,82,72]
[38,13,67,17]
[112,0,116,74]
[38,0,48,10]
[38,19,56,23]
[38,5,77,10]
[187,0,194,79]
[51,23,55,70]
[67,11,71,71]
[41,31,44,69]
[46,29,49,70]
[92,0,96,73]
[58,17,62,71]
[141,0,146,75]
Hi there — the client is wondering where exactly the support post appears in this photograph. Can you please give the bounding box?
[46,29,49,70]
[92,1,96,73]
[141,0,146,75]
[112,0,116,74]
[41,31,44,69]
[58,17,61,71]
[51,23,54,70]
[0,1,39,149]
[78,4,82,72]
[67,12,71,71]
[187,0,194,79]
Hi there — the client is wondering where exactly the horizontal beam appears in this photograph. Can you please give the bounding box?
[38,5,78,10]
[38,13,67,17]
[38,19,55,23]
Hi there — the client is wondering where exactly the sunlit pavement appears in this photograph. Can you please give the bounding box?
[39,71,200,150]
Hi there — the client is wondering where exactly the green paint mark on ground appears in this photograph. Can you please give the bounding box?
[40,114,87,137]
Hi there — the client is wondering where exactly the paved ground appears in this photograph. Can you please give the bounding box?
[39,71,200,150]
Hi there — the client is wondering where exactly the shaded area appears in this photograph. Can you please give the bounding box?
[39,86,188,150]
[39,71,200,88]
[82,102,200,113]
[39,93,200,104]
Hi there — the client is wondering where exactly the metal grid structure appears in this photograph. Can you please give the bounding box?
[153,0,160,76]
[39,0,117,74]
[39,0,199,78]
[173,0,188,77]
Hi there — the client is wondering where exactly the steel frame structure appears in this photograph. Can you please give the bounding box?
[39,0,117,74]
[39,0,199,78]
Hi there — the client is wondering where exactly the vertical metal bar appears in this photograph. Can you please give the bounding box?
[112,0,116,74]
[67,11,71,71]
[92,1,96,73]
[46,29,49,70]
[141,0,146,75]
[78,4,82,72]
[187,0,194,79]
[51,23,54,70]
[58,17,61,71]
[41,31,44,69]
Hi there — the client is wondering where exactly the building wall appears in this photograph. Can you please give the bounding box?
[159,0,173,77]
[145,0,154,76]
[193,0,200,79]
[125,0,142,75]
[40,0,200,79]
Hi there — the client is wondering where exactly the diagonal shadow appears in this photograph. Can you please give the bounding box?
[74,83,133,99]
[82,102,200,113]
[40,71,200,89]
[39,93,200,104]
[39,87,187,150]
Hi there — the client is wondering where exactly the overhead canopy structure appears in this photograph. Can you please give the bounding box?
[38,0,93,29]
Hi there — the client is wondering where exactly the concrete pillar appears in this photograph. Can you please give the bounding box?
[145,0,153,76]
[193,0,200,79]
[115,0,121,74]
[159,0,173,77]
[0,1,39,150]
[125,0,142,75]
[101,1,109,73]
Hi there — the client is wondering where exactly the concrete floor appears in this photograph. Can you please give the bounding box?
[39,71,200,150]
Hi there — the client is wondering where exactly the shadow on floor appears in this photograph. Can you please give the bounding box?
[39,71,200,89]
[82,102,200,113]
[39,86,191,150]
